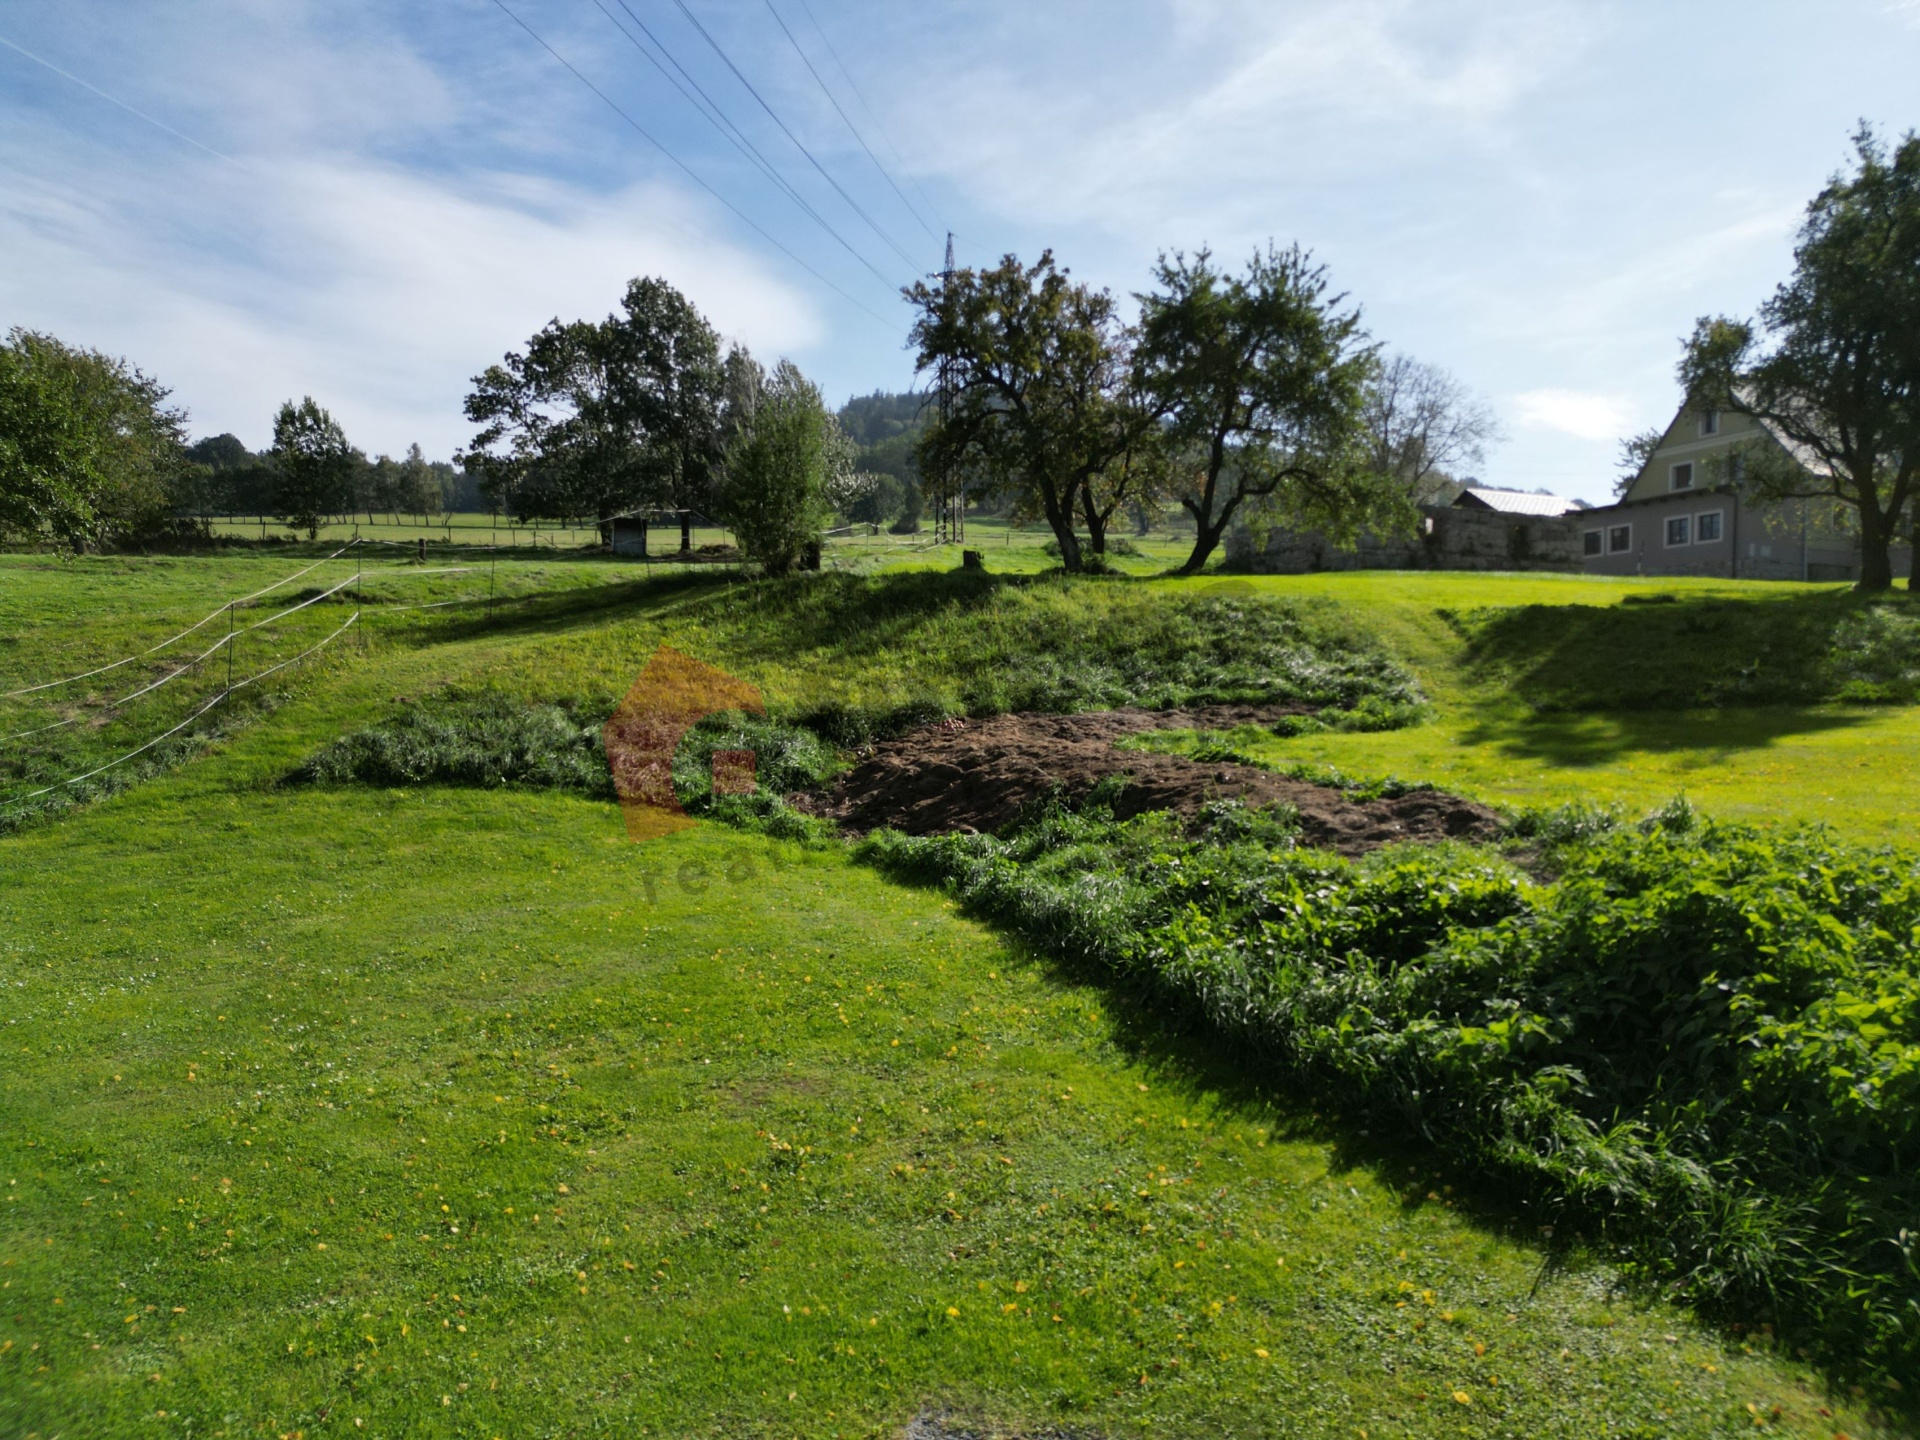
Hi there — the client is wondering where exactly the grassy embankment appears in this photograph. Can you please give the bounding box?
[1148,571,1920,842]
[0,554,1894,1438]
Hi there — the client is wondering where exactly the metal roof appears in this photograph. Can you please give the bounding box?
[1454,487,1581,517]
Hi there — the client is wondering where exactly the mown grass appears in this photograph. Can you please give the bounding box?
[0,554,1893,1437]
[0,549,659,831]
[1187,572,1920,843]
[0,790,1880,1439]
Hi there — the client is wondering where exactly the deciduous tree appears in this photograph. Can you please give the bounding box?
[718,360,840,575]
[1135,244,1388,575]
[0,329,193,548]
[270,397,357,540]
[1613,428,1664,498]
[461,277,726,548]
[907,252,1140,572]
[1363,354,1502,503]
[1680,127,1920,593]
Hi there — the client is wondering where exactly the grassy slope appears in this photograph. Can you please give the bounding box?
[0,557,1884,1438]
[1189,571,1920,841]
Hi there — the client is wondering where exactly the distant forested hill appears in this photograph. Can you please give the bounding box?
[838,390,928,530]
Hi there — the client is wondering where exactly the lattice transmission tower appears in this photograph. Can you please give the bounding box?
[934,232,963,546]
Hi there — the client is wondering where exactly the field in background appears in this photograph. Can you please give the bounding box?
[0,550,1907,1438]
[205,513,728,551]
[198,513,1201,575]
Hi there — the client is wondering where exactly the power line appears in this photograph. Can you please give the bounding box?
[590,0,903,294]
[487,0,899,329]
[756,0,940,248]
[664,0,924,275]
[0,32,244,170]
[788,0,947,242]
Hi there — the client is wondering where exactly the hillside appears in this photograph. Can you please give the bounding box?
[0,551,1911,1438]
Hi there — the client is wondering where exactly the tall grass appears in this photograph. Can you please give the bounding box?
[470,570,1426,735]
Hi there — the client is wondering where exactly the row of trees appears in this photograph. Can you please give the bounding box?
[461,271,1502,576]
[461,277,862,572]
[192,421,474,536]
[906,245,1499,574]
[0,326,469,548]
[1,263,1494,569]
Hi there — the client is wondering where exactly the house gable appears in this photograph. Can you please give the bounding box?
[1620,403,1772,503]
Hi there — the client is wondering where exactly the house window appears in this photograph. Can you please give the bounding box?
[1695,510,1724,543]
[1666,514,1691,547]
[1670,462,1694,491]
[1607,524,1632,554]
[1700,409,1720,435]
[1583,529,1603,557]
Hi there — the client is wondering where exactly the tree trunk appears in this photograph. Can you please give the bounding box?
[1910,516,1920,594]
[1178,514,1231,575]
[1080,486,1109,557]
[1039,483,1083,572]
[1857,503,1894,593]
[1176,438,1231,575]
[680,511,693,553]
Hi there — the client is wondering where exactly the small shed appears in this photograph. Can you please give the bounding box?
[610,516,652,557]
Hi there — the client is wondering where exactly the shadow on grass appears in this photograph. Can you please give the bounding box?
[913,915,1903,1425]
[997,931,1600,1293]
[383,567,735,648]
[1454,589,1920,712]
[1455,703,1879,768]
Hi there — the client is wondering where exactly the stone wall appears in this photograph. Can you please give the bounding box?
[1225,504,1583,574]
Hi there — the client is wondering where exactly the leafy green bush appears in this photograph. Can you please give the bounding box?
[297,700,839,826]
[671,710,839,805]
[858,805,1920,1402]
[292,694,610,792]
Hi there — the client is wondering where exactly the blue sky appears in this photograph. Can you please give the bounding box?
[4,1,1918,503]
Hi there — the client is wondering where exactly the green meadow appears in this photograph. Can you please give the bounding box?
[1183,571,1920,841]
[1,549,1911,1439]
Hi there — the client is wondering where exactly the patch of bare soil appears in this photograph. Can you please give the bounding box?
[799,706,1501,857]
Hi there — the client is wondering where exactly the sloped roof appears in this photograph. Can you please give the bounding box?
[1453,487,1581,517]
[1740,390,1835,480]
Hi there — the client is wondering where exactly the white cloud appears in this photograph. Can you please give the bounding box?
[902,0,1591,236]
[0,149,820,455]
[1512,389,1631,441]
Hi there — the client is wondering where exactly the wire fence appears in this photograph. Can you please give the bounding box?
[0,544,593,820]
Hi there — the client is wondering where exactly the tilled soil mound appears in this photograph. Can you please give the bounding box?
[800,707,1502,856]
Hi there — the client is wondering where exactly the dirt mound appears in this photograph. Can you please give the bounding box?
[802,707,1502,857]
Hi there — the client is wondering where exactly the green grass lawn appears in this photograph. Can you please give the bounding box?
[0,553,1909,1437]
[1171,571,1920,842]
